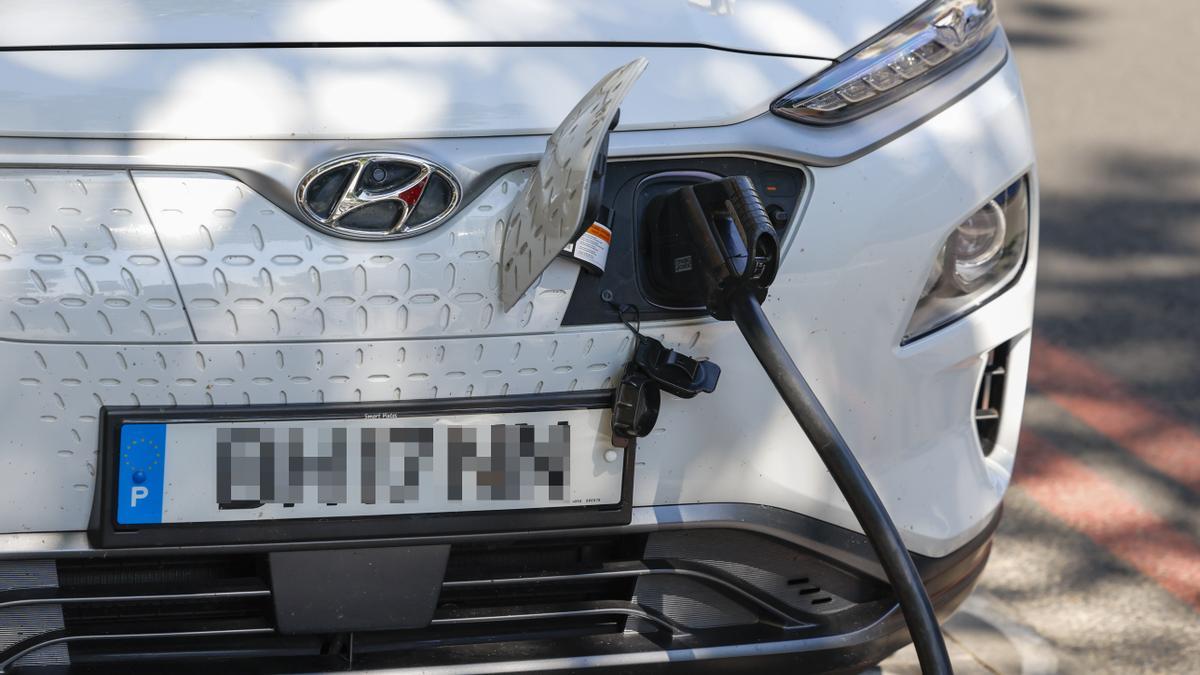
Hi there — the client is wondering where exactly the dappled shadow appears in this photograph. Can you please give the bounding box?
[0,1,855,140]
[1032,148,1200,418]
[985,486,1200,672]
[1020,1,1092,22]
[1003,30,1077,49]
[1017,403,1200,534]
[1004,0,1097,50]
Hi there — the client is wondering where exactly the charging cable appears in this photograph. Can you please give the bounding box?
[665,176,954,674]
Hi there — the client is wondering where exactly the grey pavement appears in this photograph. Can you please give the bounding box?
[1007,0,1200,417]
[988,0,1200,672]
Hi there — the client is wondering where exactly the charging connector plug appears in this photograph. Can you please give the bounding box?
[665,176,779,320]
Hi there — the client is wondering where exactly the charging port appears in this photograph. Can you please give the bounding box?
[561,158,806,326]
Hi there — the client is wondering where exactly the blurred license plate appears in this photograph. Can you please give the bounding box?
[114,408,622,526]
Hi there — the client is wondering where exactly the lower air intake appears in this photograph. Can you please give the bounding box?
[975,340,1013,456]
[1,530,896,672]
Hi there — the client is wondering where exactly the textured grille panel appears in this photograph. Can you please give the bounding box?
[644,530,851,613]
[0,170,191,342]
[0,560,67,668]
[0,560,57,592]
[1,332,634,533]
[0,605,69,667]
[633,575,756,630]
[134,169,580,342]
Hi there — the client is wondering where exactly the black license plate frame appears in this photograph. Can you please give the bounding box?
[90,390,631,548]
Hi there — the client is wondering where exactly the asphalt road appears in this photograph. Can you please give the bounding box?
[882,1,1200,673]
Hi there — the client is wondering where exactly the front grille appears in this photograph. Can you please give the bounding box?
[1,530,893,672]
[55,554,273,638]
[57,555,264,590]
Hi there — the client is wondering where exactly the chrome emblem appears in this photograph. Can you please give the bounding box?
[296,153,461,240]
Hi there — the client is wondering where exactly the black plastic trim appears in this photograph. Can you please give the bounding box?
[2,507,1001,673]
[90,391,634,549]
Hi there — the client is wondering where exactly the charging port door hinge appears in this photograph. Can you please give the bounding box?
[498,58,647,310]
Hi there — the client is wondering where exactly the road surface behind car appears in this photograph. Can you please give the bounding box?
[879,0,1200,672]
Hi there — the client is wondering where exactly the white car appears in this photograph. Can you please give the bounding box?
[0,1,1035,672]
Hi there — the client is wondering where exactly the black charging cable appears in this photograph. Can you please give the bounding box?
[729,292,952,674]
[666,176,953,674]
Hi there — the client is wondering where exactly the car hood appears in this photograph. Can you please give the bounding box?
[0,0,923,60]
[0,0,930,138]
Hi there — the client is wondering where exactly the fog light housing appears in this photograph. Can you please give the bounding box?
[903,178,1029,344]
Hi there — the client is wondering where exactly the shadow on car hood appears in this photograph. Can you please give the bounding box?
[0,0,923,60]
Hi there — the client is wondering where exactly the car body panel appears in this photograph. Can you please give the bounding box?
[0,170,192,342]
[0,46,831,139]
[0,57,1035,557]
[133,169,582,342]
[0,0,924,58]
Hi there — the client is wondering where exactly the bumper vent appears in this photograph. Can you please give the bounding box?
[975,341,1013,456]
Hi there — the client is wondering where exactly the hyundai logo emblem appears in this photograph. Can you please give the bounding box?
[296,153,461,240]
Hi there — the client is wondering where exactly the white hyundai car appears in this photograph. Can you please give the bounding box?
[0,1,1035,672]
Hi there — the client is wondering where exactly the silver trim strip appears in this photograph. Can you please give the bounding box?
[431,602,690,637]
[355,612,903,675]
[0,503,892,581]
[443,562,804,627]
[0,588,270,610]
[0,627,275,671]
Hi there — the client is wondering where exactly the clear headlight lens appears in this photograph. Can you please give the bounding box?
[904,178,1029,344]
[947,199,1007,289]
[773,0,999,124]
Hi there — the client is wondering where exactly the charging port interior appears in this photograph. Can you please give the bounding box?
[561,157,805,326]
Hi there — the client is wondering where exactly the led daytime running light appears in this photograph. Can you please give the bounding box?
[773,0,998,124]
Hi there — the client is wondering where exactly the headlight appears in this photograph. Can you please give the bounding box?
[772,0,999,124]
[904,178,1029,344]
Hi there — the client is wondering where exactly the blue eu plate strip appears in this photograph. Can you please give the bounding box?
[116,423,167,525]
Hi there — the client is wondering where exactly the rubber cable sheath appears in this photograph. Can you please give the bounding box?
[729,291,953,675]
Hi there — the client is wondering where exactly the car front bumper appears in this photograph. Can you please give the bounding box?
[0,503,999,673]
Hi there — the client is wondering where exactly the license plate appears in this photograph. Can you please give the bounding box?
[96,393,629,546]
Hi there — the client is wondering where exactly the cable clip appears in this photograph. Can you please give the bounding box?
[633,335,720,399]
[611,365,660,449]
[609,304,720,445]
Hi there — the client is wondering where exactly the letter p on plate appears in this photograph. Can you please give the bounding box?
[131,485,149,507]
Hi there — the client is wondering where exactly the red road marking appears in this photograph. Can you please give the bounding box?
[1028,337,1200,493]
[1014,430,1200,612]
